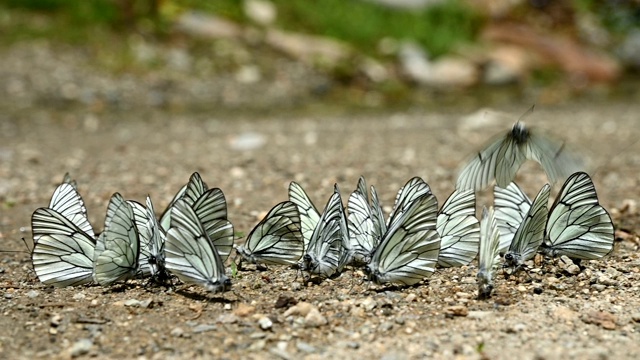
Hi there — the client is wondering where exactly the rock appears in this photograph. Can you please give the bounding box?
[171,327,185,337]
[192,324,217,333]
[444,305,468,317]
[591,284,607,292]
[483,45,528,85]
[243,0,277,26]
[404,293,417,302]
[175,11,243,40]
[360,297,377,311]
[72,292,86,301]
[378,321,394,332]
[69,338,93,358]
[274,295,297,309]
[26,290,39,299]
[51,314,63,327]
[619,199,637,214]
[139,299,153,309]
[304,308,327,328]
[467,311,492,319]
[296,341,316,353]
[566,264,581,275]
[283,302,314,317]
[506,323,527,333]
[234,303,256,317]
[258,316,273,330]
[217,313,239,324]
[631,313,640,323]
[582,310,616,330]
[123,299,141,307]
[597,275,618,287]
[552,306,578,322]
[399,42,477,87]
[265,29,352,67]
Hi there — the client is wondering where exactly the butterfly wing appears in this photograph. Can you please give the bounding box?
[527,132,583,185]
[191,188,232,261]
[164,199,231,293]
[494,182,532,253]
[94,193,140,286]
[288,182,321,250]
[366,193,441,286]
[543,172,614,259]
[477,206,501,299]
[387,177,432,227]
[504,184,550,271]
[237,201,304,266]
[436,189,480,267]
[45,182,95,240]
[347,190,376,265]
[159,172,208,231]
[370,185,387,245]
[31,208,95,287]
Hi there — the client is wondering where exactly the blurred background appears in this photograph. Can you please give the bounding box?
[0,0,639,113]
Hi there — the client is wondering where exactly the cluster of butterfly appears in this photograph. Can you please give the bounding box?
[28,117,615,299]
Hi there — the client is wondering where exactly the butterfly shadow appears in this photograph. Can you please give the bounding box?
[175,288,238,304]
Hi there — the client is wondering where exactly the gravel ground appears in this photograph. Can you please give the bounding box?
[1,95,640,359]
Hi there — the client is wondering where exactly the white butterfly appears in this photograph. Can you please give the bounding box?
[132,196,168,281]
[541,172,614,260]
[365,179,441,286]
[234,201,304,267]
[503,184,551,274]
[436,189,480,268]
[34,173,95,243]
[159,172,209,232]
[346,176,380,265]
[387,177,432,227]
[288,181,321,251]
[93,193,141,286]
[31,207,96,287]
[494,182,532,254]
[301,185,348,278]
[477,206,501,299]
[456,107,582,190]
[164,199,232,293]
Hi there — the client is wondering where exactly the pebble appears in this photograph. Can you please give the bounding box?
[631,313,640,323]
[582,310,617,330]
[597,275,618,287]
[234,303,256,317]
[73,293,86,301]
[379,321,394,332]
[304,308,327,328]
[296,341,316,353]
[404,293,417,302]
[258,316,273,330]
[139,299,153,309]
[467,311,492,319]
[69,338,93,358]
[26,290,39,298]
[123,299,141,307]
[283,302,314,317]
[506,323,527,333]
[360,297,377,311]
[591,284,607,292]
[565,264,581,275]
[192,324,217,333]
[444,305,468,317]
[50,314,63,327]
[170,327,185,337]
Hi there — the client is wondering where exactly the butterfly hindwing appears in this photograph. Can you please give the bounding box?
[436,189,480,268]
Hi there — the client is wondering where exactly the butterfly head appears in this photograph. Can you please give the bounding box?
[510,122,530,144]
[205,276,232,293]
[476,270,494,299]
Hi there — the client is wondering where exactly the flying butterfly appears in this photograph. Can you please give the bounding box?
[540,172,614,261]
[31,207,96,287]
[436,189,480,268]
[93,193,141,286]
[300,185,348,278]
[477,206,501,299]
[456,106,583,191]
[234,201,304,267]
[503,184,551,275]
[365,179,441,286]
[164,199,232,293]
[494,182,532,254]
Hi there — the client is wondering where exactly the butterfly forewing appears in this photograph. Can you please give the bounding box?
[288,182,321,250]
[387,177,432,227]
[236,201,304,266]
[191,188,232,261]
[45,182,95,240]
[543,172,614,260]
[436,189,480,267]
[494,182,532,253]
[164,199,230,292]
[31,208,96,287]
[347,190,376,265]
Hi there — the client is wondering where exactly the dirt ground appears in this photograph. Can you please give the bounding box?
[1,101,640,360]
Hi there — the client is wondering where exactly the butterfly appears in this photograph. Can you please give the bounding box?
[540,172,615,260]
[477,206,501,299]
[33,173,95,243]
[365,178,441,286]
[134,196,169,281]
[503,184,551,274]
[386,177,432,227]
[164,199,232,293]
[346,176,382,266]
[456,106,582,191]
[300,185,348,278]
[160,172,232,261]
[436,189,480,268]
[31,207,96,287]
[93,193,141,286]
[494,182,533,254]
[234,201,304,267]
[288,181,321,251]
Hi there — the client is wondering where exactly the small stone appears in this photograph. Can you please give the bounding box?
[234,303,256,317]
[171,327,185,337]
[26,290,39,299]
[51,314,63,327]
[192,324,217,333]
[258,316,273,330]
[597,275,618,287]
[217,313,239,324]
[275,295,297,309]
[467,311,492,319]
[507,323,527,333]
[243,0,277,26]
[73,293,86,301]
[378,321,394,332]
[283,302,314,317]
[404,293,417,302]
[552,306,578,322]
[296,341,316,353]
[123,299,141,307]
[444,305,468,317]
[4,293,13,299]
[139,299,153,309]
[290,282,302,291]
[591,284,607,291]
[582,310,616,330]
[304,308,327,328]
[69,338,93,358]
[360,297,377,311]
[566,264,581,275]
[455,292,471,299]
[631,313,640,323]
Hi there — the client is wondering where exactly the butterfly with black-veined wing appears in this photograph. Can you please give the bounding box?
[436,189,480,268]
[456,106,583,191]
[494,182,532,254]
[164,199,232,293]
[234,201,304,267]
[31,207,96,287]
[503,184,551,275]
[346,176,382,266]
[93,193,141,286]
[540,172,614,261]
[288,181,321,251]
[300,185,348,278]
[477,206,501,299]
[159,172,209,232]
[386,177,432,228]
[365,179,441,286]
